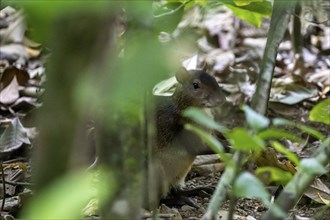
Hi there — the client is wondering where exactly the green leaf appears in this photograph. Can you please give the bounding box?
[300,158,327,175]
[272,118,325,141]
[256,166,293,185]
[228,128,265,152]
[271,141,300,166]
[185,123,232,165]
[258,128,303,143]
[224,0,272,27]
[225,4,263,27]
[6,0,111,42]
[21,169,115,219]
[242,105,270,131]
[310,99,330,125]
[233,0,262,7]
[183,107,227,133]
[234,172,270,203]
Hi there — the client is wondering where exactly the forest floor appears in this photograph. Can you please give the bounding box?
[1,3,330,220]
[154,104,330,219]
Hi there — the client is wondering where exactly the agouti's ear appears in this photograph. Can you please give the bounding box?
[175,67,190,84]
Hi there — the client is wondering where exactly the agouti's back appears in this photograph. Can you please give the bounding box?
[149,68,225,206]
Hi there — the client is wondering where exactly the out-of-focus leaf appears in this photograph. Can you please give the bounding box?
[0,117,30,153]
[310,99,330,125]
[242,105,270,131]
[83,198,99,217]
[300,158,327,175]
[5,0,111,42]
[224,0,272,27]
[233,0,263,7]
[185,0,208,9]
[225,4,263,27]
[185,123,232,165]
[153,1,185,33]
[256,166,293,185]
[228,128,265,152]
[304,178,330,204]
[21,169,115,219]
[234,172,270,203]
[258,128,303,143]
[183,107,227,132]
[271,141,300,166]
[272,118,325,141]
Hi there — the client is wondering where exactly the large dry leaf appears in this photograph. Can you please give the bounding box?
[270,84,318,105]
[0,117,30,154]
[10,96,41,112]
[307,69,330,85]
[304,178,330,204]
[1,67,29,88]
[204,49,235,72]
[255,147,296,174]
[0,44,28,60]
[0,7,26,44]
[0,75,20,104]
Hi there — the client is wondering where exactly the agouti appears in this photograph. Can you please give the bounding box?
[148,67,226,208]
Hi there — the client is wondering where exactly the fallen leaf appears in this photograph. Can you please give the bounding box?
[0,7,26,44]
[0,75,20,104]
[270,84,318,105]
[0,117,30,154]
[254,148,296,175]
[304,178,330,204]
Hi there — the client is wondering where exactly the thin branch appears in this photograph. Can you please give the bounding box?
[0,180,33,187]
[1,161,6,212]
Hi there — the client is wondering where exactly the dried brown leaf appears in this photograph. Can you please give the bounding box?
[304,178,330,204]
[0,75,20,104]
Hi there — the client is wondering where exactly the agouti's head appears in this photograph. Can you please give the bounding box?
[174,67,225,109]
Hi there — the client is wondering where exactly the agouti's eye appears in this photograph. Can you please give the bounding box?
[193,82,200,89]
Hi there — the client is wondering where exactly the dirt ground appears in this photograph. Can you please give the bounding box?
[154,159,330,219]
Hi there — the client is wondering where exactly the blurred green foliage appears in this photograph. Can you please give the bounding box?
[159,0,272,27]
[185,104,329,217]
[310,99,330,125]
[22,169,115,219]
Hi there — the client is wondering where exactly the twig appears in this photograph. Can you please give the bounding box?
[1,161,6,212]
[2,157,27,164]
[1,180,33,187]
[226,152,243,220]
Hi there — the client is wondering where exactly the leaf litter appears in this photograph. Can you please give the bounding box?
[0,3,329,220]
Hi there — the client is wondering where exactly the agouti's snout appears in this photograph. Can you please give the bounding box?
[202,87,226,108]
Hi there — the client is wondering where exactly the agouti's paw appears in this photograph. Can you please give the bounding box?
[173,185,215,197]
[160,196,200,209]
